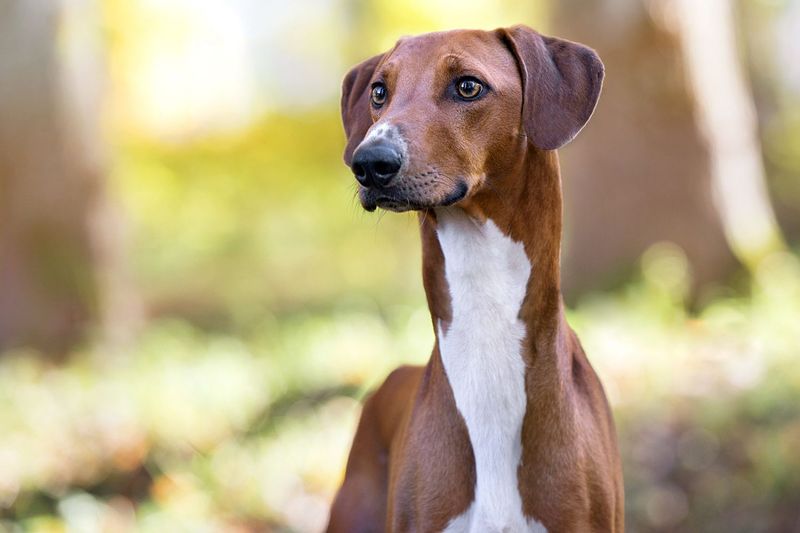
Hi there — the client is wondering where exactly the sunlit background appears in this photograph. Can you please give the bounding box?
[0,0,799,531]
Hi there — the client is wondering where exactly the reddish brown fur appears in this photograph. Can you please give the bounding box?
[328,26,623,533]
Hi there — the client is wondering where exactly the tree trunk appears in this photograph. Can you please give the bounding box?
[552,0,782,301]
[0,0,136,356]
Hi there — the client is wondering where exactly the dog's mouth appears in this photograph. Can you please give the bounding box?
[360,182,469,213]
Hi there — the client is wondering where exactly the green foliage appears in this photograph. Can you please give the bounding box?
[112,111,425,335]
[1,212,799,531]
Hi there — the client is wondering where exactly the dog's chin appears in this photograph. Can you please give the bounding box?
[359,182,469,213]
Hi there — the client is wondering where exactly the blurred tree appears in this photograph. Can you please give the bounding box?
[0,0,137,356]
[739,0,800,245]
[552,0,783,302]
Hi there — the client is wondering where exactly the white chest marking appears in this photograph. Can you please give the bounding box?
[436,209,547,533]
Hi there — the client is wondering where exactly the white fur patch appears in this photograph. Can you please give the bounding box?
[436,208,546,533]
[361,122,408,165]
[364,121,393,142]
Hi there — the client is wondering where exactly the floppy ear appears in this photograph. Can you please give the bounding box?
[497,25,604,150]
[341,53,384,167]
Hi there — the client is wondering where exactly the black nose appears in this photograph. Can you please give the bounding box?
[351,143,402,188]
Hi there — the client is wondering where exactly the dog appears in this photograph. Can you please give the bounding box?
[327,25,624,533]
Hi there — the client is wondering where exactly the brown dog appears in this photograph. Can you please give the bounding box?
[327,25,623,533]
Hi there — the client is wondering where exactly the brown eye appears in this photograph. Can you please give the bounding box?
[371,83,387,106]
[456,78,483,100]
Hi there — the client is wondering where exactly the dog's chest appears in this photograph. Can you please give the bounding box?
[435,209,546,533]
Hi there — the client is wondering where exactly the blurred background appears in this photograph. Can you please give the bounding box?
[0,0,798,531]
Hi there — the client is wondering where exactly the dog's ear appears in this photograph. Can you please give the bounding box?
[497,25,604,150]
[341,53,384,167]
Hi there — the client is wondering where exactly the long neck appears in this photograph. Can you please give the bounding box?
[420,147,568,363]
[420,147,572,527]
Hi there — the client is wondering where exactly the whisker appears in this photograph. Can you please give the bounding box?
[419,208,429,229]
[376,208,388,227]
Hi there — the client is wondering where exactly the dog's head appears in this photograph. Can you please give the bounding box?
[341,25,604,212]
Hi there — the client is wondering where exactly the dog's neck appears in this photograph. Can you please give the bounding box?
[419,146,569,530]
[420,146,568,365]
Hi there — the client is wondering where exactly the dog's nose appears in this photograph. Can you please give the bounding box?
[351,143,402,188]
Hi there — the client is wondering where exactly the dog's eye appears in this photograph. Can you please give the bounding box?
[456,77,483,100]
[371,83,387,107]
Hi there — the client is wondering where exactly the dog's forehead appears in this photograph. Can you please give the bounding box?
[381,29,513,75]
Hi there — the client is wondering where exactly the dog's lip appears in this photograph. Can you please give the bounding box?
[360,181,469,212]
[374,196,420,212]
[359,188,420,212]
[361,195,378,212]
[439,181,469,206]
